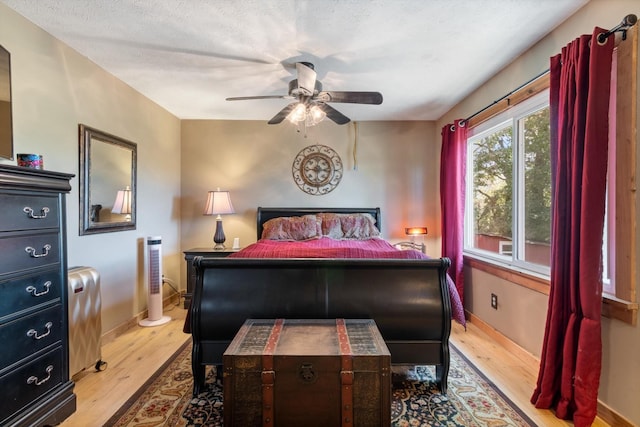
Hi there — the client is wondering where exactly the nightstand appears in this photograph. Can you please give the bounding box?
[183,247,241,308]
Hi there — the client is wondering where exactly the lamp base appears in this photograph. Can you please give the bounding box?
[214,242,226,250]
[213,218,226,249]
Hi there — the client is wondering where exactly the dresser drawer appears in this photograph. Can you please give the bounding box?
[0,305,62,369]
[0,193,60,232]
[0,232,60,276]
[0,270,62,320]
[0,347,64,423]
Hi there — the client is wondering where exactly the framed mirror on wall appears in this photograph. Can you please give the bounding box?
[79,124,137,235]
[0,45,13,160]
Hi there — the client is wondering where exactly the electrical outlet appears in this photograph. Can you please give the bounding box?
[491,293,498,309]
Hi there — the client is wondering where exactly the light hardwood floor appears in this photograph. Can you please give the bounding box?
[60,304,191,427]
[60,307,609,427]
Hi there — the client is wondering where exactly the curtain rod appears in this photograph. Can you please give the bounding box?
[460,68,549,126]
[598,14,637,43]
[461,13,637,126]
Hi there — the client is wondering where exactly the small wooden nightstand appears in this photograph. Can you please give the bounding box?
[183,247,241,308]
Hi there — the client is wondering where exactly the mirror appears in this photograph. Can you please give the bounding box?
[79,124,137,235]
[0,45,12,160]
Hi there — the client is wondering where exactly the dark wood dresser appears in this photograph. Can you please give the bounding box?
[0,165,76,426]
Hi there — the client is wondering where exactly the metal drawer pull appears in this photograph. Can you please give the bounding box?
[27,322,53,340]
[25,244,52,258]
[26,281,52,297]
[23,206,50,219]
[27,365,53,386]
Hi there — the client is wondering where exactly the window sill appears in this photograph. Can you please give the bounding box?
[464,256,638,325]
[464,256,550,295]
[602,294,638,326]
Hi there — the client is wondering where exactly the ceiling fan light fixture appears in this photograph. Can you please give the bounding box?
[288,103,307,123]
[287,103,326,127]
[307,105,326,125]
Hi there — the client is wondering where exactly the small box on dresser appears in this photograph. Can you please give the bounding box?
[0,165,76,427]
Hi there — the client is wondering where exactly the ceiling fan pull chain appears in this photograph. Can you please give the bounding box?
[353,121,358,171]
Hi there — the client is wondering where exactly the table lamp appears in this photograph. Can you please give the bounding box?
[405,226,428,253]
[111,186,132,221]
[204,188,235,249]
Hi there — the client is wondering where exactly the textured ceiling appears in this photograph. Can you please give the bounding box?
[1,0,589,121]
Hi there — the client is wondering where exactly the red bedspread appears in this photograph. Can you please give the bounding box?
[230,236,427,259]
[231,237,466,326]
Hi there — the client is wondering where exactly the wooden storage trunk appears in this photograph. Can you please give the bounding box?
[223,318,391,427]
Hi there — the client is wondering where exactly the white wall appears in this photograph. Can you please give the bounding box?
[0,4,182,334]
[180,119,439,256]
[438,1,640,424]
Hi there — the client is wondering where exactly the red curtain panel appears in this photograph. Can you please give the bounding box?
[531,27,613,427]
[440,119,467,309]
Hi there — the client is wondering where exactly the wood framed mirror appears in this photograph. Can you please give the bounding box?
[79,124,137,235]
[0,45,13,160]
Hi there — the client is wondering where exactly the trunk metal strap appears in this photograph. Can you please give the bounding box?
[262,318,284,427]
[336,318,354,426]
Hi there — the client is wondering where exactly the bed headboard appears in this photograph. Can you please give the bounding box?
[256,207,382,240]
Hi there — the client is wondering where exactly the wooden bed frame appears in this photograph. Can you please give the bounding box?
[189,207,452,395]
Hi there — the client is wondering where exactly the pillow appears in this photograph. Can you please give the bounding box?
[317,213,344,239]
[261,215,322,241]
[318,213,381,240]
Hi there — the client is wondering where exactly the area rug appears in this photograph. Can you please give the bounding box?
[106,341,535,426]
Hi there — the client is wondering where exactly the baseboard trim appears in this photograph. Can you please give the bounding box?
[101,292,182,346]
[465,311,634,427]
[597,401,637,427]
[465,311,539,367]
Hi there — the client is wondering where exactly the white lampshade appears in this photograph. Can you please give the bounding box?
[112,186,132,219]
[204,189,235,216]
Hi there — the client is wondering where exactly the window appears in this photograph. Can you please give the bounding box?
[498,241,513,256]
[463,27,637,325]
[600,34,638,325]
[465,91,551,276]
[602,61,616,296]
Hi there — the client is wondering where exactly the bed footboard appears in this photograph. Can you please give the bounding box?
[190,257,451,395]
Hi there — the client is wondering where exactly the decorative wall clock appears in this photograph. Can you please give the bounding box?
[292,144,343,195]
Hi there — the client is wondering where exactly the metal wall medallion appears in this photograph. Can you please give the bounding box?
[292,144,343,195]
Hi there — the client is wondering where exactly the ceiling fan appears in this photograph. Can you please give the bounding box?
[226,62,383,126]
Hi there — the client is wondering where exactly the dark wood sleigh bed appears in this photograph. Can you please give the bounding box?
[189,207,453,395]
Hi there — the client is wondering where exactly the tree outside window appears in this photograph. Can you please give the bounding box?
[466,98,551,273]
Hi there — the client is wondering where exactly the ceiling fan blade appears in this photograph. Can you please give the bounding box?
[296,62,317,96]
[316,91,383,105]
[317,103,350,125]
[267,103,298,125]
[226,95,292,101]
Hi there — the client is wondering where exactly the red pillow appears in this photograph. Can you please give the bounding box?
[261,215,322,241]
[318,213,381,240]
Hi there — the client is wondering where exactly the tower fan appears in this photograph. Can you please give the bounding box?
[139,236,171,327]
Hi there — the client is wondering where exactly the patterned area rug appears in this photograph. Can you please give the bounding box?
[106,341,535,426]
